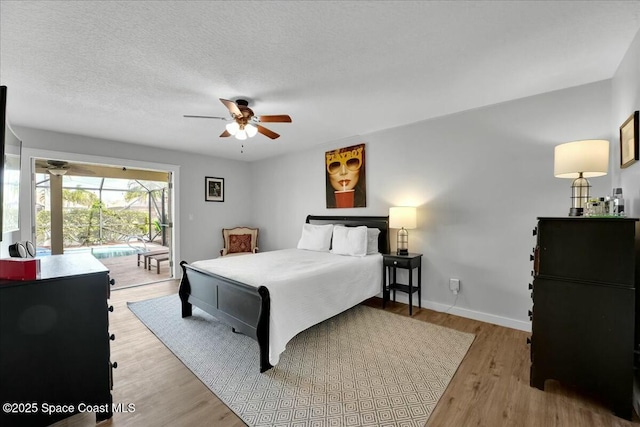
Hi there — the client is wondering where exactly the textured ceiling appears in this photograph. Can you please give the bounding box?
[1,1,640,162]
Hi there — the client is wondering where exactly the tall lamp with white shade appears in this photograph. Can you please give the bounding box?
[554,139,609,216]
[389,206,417,255]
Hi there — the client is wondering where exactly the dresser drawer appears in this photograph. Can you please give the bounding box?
[384,256,417,269]
[537,218,637,286]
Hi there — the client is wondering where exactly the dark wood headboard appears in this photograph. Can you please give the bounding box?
[306,215,390,254]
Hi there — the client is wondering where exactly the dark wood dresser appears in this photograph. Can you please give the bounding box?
[529,217,640,420]
[0,254,115,426]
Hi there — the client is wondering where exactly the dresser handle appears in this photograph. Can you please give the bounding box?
[532,227,537,236]
[393,261,397,265]
[112,362,118,369]
[108,305,114,312]
[528,283,533,290]
[110,334,116,341]
[109,278,115,286]
[530,254,534,261]
[526,337,532,345]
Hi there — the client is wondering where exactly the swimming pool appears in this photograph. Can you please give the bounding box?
[36,245,141,259]
[89,246,140,259]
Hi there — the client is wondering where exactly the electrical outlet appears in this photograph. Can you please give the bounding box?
[449,278,460,294]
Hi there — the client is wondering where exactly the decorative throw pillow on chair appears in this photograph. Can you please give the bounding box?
[228,234,252,254]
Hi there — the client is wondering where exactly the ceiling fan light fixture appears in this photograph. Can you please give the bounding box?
[48,168,67,176]
[225,121,240,135]
[245,123,258,138]
[235,129,248,140]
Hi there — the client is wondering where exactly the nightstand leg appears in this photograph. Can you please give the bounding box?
[382,265,387,308]
[392,267,397,302]
[418,265,422,308]
[409,267,413,316]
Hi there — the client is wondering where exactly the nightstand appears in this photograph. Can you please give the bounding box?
[382,253,423,315]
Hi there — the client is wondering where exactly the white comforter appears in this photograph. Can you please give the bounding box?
[191,248,382,365]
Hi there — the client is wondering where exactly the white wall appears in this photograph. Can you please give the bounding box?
[612,29,640,217]
[251,81,613,331]
[1,127,253,268]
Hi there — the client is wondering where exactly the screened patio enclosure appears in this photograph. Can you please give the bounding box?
[34,163,171,256]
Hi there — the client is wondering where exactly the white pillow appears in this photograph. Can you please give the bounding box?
[297,223,334,252]
[331,225,368,257]
[366,227,381,255]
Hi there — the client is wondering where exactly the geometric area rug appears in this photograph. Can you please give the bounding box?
[128,294,475,427]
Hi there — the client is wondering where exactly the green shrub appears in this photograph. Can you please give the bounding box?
[37,207,149,247]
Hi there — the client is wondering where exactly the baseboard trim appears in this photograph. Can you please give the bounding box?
[422,300,532,332]
[377,293,532,332]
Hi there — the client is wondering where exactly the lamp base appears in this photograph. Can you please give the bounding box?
[396,249,408,256]
[569,174,589,217]
[569,207,584,217]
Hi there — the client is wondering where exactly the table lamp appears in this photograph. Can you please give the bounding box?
[389,206,417,255]
[554,139,609,216]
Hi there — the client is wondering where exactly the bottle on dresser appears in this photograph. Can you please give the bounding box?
[613,188,625,217]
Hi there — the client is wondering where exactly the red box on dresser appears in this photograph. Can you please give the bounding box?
[0,258,41,281]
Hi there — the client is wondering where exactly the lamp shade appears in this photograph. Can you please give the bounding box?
[554,139,609,178]
[389,207,417,229]
[225,121,240,135]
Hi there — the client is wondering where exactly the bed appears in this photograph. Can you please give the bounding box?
[178,215,390,372]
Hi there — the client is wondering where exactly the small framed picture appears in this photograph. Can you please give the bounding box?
[205,177,224,202]
[620,110,639,168]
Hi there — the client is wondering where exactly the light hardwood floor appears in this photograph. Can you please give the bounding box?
[55,281,639,427]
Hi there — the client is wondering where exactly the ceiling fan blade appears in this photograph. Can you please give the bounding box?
[257,125,280,139]
[220,99,242,118]
[258,115,292,123]
[183,115,228,120]
[71,165,95,175]
[220,130,231,138]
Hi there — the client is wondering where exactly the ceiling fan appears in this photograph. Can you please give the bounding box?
[184,98,292,140]
[35,159,95,176]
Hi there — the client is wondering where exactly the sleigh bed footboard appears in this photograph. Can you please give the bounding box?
[179,261,272,372]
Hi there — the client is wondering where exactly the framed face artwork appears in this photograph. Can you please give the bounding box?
[325,143,366,208]
[620,110,639,168]
[205,177,224,202]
